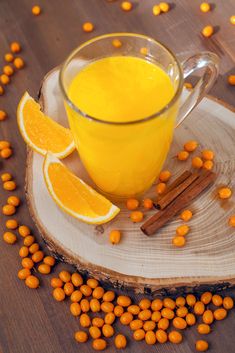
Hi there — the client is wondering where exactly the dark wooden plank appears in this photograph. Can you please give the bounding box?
[0,1,235,353]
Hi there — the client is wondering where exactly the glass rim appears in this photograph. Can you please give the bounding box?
[59,32,184,126]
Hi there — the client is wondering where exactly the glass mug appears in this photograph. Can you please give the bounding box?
[59,33,219,198]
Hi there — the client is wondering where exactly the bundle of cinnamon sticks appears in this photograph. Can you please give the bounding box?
[141,170,216,236]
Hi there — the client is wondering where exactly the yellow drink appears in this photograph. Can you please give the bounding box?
[66,56,177,197]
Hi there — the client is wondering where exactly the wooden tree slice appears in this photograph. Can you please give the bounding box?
[26,67,235,294]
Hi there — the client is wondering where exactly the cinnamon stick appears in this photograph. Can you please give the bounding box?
[141,171,216,236]
[157,170,192,200]
[156,172,200,210]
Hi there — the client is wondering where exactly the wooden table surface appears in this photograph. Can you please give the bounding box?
[0,1,235,352]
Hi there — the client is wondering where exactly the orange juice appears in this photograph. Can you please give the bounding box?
[66,56,177,197]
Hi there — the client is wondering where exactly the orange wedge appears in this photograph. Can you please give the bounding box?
[43,153,120,224]
[17,92,75,158]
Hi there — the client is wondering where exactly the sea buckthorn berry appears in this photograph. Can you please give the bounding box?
[230,16,235,25]
[112,39,122,48]
[80,298,90,312]
[140,47,148,55]
[173,317,187,330]
[59,270,71,283]
[228,75,235,85]
[186,313,196,326]
[21,257,34,269]
[120,312,133,325]
[223,296,234,310]
[151,298,163,311]
[18,268,31,280]
[92,317,104,328]
[24,235,35,247]
[156,182,166,194]
[14,57,24,69]
[212,294,223,306]
[3,231,17,244]
[87,278,99,289]
[10,42,21,53]
[3,181,16,190]
[80,284,92,297]
[18,225,30,237]
[186,294,196,307]
[203,160,214,171]
[43,255,55,266]
[197,324,211,334]
[139,298,151,310]
[109,230,121,244]
[184,82,193,89]
[0,86,4,95]
[38,263,51,274]
[117,295,132,307]
[50,277,63,288]
[133,329,145,341]
[2,204,16,215]
[143,198,153,209]
[0,110,7,121]
[101,301,114,313]
[176,296,186,307]
[70,302,81,316]
[138,309,152,321]
[1,172,12,182]
[145,330,156,345]
[163,297,176,310]
[89,326,101,339]
[102,323,114,338]
[64,282,75,296]
[126,198,139,210]
[200,3,210,12]
[114,305,124,317]
[152,4,161,16]
[7,196,20,207]
[121,1,132,11]
[6,219,18,229]
[93,286,105,299]
[80,313,91,327]
[214,308,227,320]
[128,304,140,315]
[19,246,29,257]
[159,2,170,12]
[159,170,171,182]
[201,292,212,305]
[172,236,186,247]
[82,22,94,32]
[29,243,39,254]
[71,290,82,303]
[25,275,39,289]
[74,331,88,343]
[202,150,214,160]
[0,140,10,149]
[151,311,162,322]
[168,331,182,344]
[176,306,188,318]
[4,53,14,62]
[218,187,232,199]
[180,210,192,222]
[1,148,13,159]
[3,65,14,76]
[104,312,115,325]
[1,74,10,85]
[176,225,190,237]
[90,298,101,313]
[32,5,41,15]
[143,320,156,331]
[103,290,115,302]
[202,310,214,324]
[156,329,167,343]
[194,301,205,315]
[196,340,209,351]
[161,308,175,320]
[202,25,214,38]
[158,318,169,330]
[184,140,198,152]
[115,334,127,349]
[229,215,235,227]
[92,338,107,351]
[71,272,83,287]
[130,319,143,330]
[192,156,203,169]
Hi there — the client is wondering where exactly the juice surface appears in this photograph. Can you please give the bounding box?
[68,56,174,122]
[66,56,177,197]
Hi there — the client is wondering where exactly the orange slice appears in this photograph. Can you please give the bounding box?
[17,92,75,158]
[43,153,120,224]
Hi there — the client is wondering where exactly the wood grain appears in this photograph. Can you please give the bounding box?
[0,1,235,353]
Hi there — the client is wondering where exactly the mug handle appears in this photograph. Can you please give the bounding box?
[176,52,220,127]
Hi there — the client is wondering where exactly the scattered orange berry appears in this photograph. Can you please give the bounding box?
[192,156,203,169]
[218,187,232,199]
[156,329,168,343]
[194,301,205,315]
[3,180,16,191]
[1,172,12,181]
[3,65,14,76]
[156,182,166,194]
[126,198,139,210]
[214,308,227,320]
[202,310,214,324]
[7,196,20,207]
[109,230,121,244]
[32,250,44,263]
[18,225,30,237]
[1,148,13,159]
[186,313,196,326]
[23,235,35,246]
[4,53,14,62]
[3,231,17,244]
[203,160,213,171]
[145,330,156,345]
[230,15,235,25]
[14,57,24,69]
[6,219,18,229]
[177,150,189,161]
[200,3,210,12]
[168,330,182,344]
[184,82,193,89]
[143,198,153,210]
[140,47,148,55]
[112,39,122,48]
[22,257,34,269]
[180,210,192,222]
[115,334,127,349]
[43,255,56,266]
[92,338,107,351]
[0,86,4,95]
[172,236,186,247]
[82,22,94,32]
[25,275,39,289]
[223,296,234,310]
[50,277,63,288]
[18,268,31,280]
[159,2,170,12]
[38,263,51,274]
[19,246,29,258]
[212,294,223,307]
[184,140,198,152]
[0,140,10,149]
[32,5,41,15]
[2,204,16,215]
[121,1,132,11]
[53,287,65,301]
[159,170,171,182]
[0,110,7,121]
[196,340,209,351]
[152,5,161,16]
[10,42,21,53]
[228,215,235,227]
[228,75,235,85]
[59,270,71,283]
[176,224,190,236]
[202,25,214,38]
[130,211,144,223]
[201,149,214,160]
[0,74,10,85]
[74,331,88,343]
[201,292,212,305]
